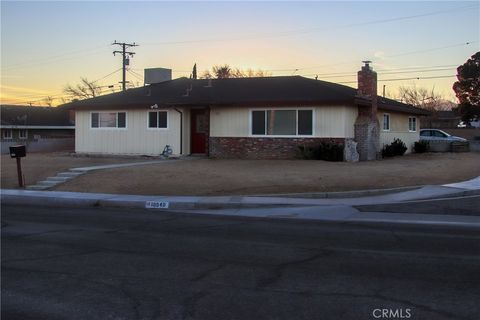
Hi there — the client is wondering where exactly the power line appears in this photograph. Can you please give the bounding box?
[337,75,456,84]
[92,68,123,83]
[3,68,125,105]
[1,46,111,72]
[143,5,476,46]
[293,67,457,79]
[269,42,475,73]
[127,70,144,83]
[386,41,478,58]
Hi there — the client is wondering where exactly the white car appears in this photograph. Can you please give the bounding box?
[420,129,467,142]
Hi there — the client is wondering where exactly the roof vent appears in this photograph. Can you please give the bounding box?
[144,68,172,85]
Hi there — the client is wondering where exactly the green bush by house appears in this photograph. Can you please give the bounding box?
[382,138,407,158]
[298,141,344,161]
[414,140,429,153]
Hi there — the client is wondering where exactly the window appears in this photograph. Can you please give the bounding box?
[383,114,390,131]
[408,117,416,132]
[3,129,12,139]
[148,111,168,129]
[19,129,28,139]
[91,112,126,129]
[251,109,313,136]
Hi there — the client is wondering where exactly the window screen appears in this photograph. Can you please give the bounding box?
[91,113,99,128]
[117,112,126,128]
[149,111,167,128]
[298,110,313,135]
[409,117,416,131]
[158,112,167,128]
[383,114,390,130]
[148,112,158,128]
[252,111,266,135]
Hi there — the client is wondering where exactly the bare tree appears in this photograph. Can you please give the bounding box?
[200,64,271,79]
[393,85,454,111]
[43,96,54,107]
[63,78,101,101]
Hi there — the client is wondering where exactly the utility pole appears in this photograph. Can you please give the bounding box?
[112,41,138,91]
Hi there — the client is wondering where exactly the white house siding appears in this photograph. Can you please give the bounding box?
[209,105,358,138]
[76,109,186,155]
[378,111,419,153]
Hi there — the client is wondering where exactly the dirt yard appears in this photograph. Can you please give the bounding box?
[1,153,154,189]
[46,152,480,196]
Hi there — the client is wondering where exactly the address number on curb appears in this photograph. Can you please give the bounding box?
[145,201,169,209]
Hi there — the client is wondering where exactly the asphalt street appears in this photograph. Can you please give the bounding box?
[2,204,480,320]
[355,195,480,215]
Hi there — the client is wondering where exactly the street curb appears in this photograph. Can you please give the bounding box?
[0,192,305,211]
[255,186,422,199]
[2,188,479,211]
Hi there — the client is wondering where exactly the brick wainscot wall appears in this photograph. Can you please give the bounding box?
[209,137,345,159]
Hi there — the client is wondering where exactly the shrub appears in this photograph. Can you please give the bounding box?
[298,141,344,161]
[382,138,407,158]
[414,140,429,153]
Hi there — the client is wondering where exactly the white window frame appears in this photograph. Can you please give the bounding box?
[19,129,28,139]
[383,113,390,131]
[249,107,315,137]
[90,111,127,130]
[147,110,169,130]
[3,129,12,140]
[408,117,417,132]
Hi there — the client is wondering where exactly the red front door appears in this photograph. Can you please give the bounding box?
[191,109,207,154]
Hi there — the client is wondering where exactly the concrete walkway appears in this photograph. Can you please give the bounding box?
[2,176,479,228]
[26,160,171,190]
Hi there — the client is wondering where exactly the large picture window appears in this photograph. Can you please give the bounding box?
[148,111,168,129]
[251,109,313,136]
[91,112,126,129]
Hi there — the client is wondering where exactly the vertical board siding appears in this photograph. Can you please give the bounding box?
[209,105,358,138]
[378,111,419,153]
[210,106,249,137]
[76,109,183,155]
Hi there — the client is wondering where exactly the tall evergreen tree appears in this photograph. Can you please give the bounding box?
[453,52,480,123]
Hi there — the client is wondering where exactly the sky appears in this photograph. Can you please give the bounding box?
[1,1,479,106]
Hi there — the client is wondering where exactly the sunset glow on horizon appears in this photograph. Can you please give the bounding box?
[1,1,479,106]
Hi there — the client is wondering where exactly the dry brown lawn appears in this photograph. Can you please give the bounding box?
[45,152,480,196]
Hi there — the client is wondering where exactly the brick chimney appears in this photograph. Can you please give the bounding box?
[354,61,380,161]
[357,60,378,119]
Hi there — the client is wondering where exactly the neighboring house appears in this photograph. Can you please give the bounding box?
[62,63,429,160]
[420,110,461,129]
[0,105,75,154]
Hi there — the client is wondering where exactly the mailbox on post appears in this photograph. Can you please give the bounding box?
[9,145,26,187]
[10,145,26,158]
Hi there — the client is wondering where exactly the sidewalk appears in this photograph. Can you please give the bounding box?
[2,177,479,228]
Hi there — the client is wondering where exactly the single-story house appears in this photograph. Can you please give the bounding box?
[420,110,462,129]
[62,62,429,160]
[0,105,75,154]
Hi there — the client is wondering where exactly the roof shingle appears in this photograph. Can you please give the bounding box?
[61,76,430,115]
